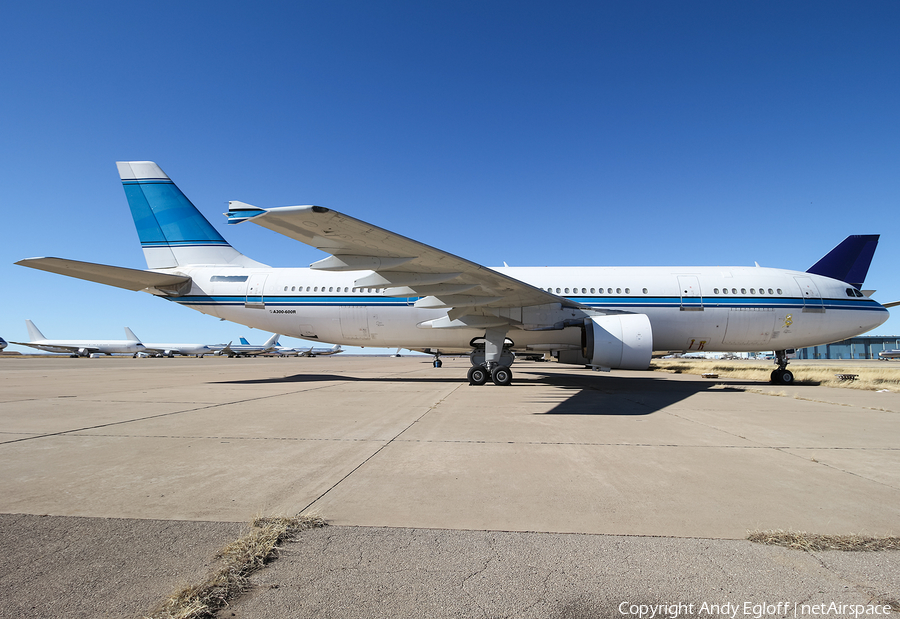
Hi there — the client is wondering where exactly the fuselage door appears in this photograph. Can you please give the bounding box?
[245,274,268,308]
[794,276,825,313]
[677,275,703,311]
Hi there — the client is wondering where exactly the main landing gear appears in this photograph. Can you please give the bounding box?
[770,349,794,384]
[467,330,515,386]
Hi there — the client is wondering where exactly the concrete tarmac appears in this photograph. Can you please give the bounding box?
[0,356,897,618]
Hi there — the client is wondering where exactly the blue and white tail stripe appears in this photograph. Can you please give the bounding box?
[116,162,267,270]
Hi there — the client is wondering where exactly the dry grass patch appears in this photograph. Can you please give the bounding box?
[652,359,900,391]
[748,530,900,552]
[144,513,326,619]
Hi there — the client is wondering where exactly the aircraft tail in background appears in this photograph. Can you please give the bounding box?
[807,234,879,290]
[117,161,267,270]
[25,320,47,342]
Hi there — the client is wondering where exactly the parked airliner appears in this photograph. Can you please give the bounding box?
[0,336,8,352]
[275,343,343,357]
[136,341,217,357]
[212,333,280,357]
[12,320,145,357]
[16,162,890,385]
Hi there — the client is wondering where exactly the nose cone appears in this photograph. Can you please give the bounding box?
[861,302,890,333]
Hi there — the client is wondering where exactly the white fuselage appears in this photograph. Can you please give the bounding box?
[163,265,888,355]
[18,339,145,355]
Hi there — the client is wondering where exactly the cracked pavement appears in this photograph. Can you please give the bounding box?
[0,356,897,618]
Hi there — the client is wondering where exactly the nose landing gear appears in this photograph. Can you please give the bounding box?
[770,350,794,384]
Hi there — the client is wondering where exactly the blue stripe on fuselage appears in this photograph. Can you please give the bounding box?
[171,294,886,312]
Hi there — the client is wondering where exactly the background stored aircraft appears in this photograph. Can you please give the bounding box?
[12,320,144,357]
[135,341,217,357]
[212,333,280,357]
[274,343,343,357]
[0,337,7,351]
[16,162,889,384]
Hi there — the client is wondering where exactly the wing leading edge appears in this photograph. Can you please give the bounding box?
[227,202,579,327]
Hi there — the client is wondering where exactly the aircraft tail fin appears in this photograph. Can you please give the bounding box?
[124,327,140,342]
[239,337,251,345]
[25,320,47,342]
[263,333,280,349]
[117,162,267,270]
[807,235,879,289]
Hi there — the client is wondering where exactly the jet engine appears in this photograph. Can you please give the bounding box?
[581,314,653,370]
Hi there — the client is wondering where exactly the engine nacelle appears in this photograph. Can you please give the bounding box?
[582,314,653,370]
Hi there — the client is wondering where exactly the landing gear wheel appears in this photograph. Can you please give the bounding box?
[770,369,794,384]
[467,366,489,385]
[491,366,512,386]
[433,359,442,368]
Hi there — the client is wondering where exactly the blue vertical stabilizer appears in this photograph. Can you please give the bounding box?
[806,235,879,289]
[117,162,267,270]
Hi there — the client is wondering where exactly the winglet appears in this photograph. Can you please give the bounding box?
[807,235,879,289]
[227,201,267,225]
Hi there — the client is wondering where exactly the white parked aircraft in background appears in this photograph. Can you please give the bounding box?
[17,162,890,385]
[275,342,343,357]
[135,341,217,357]
[12,320,145,357]
[212,333,280,357]
[878,350,900,360]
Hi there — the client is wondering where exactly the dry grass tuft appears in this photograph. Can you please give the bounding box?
[652,359,900,391]
[144,513,326,619]
[748,530,900,552]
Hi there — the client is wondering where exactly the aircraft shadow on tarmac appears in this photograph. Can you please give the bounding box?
[216,370,745,416]
[515,371,744,415]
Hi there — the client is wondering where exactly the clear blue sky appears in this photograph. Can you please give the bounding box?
[2,1,898,353]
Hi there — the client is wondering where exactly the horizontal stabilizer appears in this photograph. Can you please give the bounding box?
[807,235,879,289]
[16,257,192,296]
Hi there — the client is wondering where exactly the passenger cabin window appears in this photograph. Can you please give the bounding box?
[714,288,720,294]
[776,288,782,294]
[642,288,648,294]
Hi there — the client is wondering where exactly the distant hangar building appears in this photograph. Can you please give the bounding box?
[795,335,900,360]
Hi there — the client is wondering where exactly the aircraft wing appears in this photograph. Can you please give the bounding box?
[15,258,191,295]
[227,203,577,320]
[11,342,95,354]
